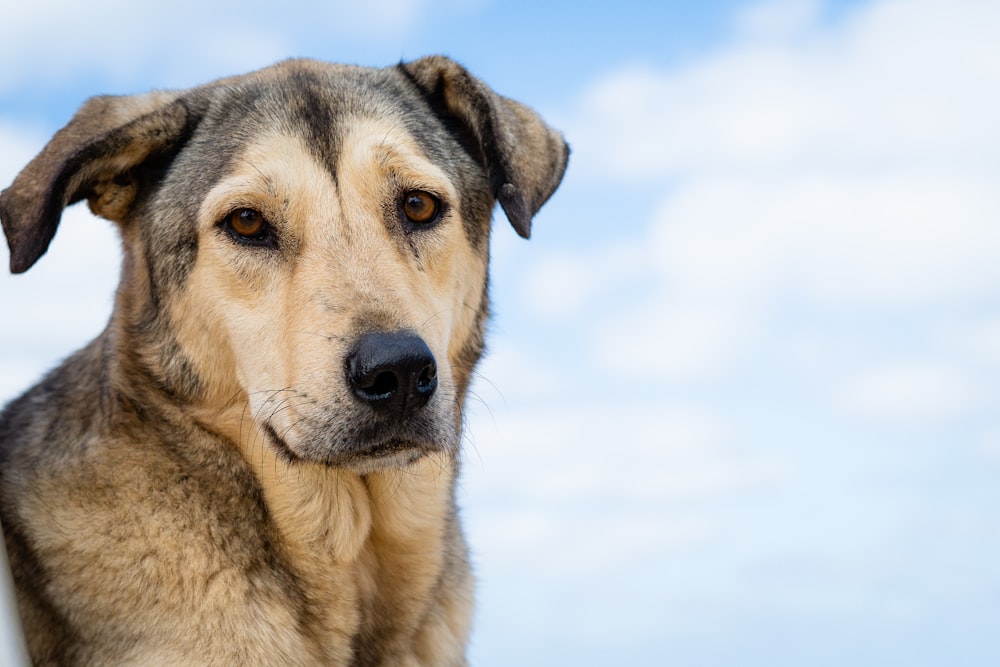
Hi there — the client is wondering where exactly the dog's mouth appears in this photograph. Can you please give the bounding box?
[262,421,450,472]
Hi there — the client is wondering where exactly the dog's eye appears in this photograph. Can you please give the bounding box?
[227,209,267,238]
[401,191,441,226]
[221,208,277,248]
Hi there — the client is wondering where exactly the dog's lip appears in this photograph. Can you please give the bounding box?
[261,422,299,463]
[261,421,442,467]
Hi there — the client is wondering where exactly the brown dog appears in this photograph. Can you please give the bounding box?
[0,57,567,665]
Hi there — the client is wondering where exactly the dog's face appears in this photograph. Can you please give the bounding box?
[0,58,568,472]
[173,101,487,471]
[170,82,496,471]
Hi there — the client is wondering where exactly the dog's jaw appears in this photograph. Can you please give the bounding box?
[261,418,453,474]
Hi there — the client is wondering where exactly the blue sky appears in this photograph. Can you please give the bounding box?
[2,1,1000,665]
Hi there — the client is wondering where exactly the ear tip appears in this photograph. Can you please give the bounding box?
[10,255,35,274]
[514,220,532,239]
[2,203,51,273]
[3,222,48,274]
[7,241,41,273]
[497,183,532,239]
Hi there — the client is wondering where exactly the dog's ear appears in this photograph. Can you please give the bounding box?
[0,91,191,273]
[399,56,569,239]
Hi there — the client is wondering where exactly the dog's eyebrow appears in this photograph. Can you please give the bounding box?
[237,157,270,181]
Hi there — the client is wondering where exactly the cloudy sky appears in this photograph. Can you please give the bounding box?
[2,0,1000,664]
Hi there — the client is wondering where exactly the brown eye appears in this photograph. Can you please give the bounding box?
[402,191,440,225]
[227,208,267,238]
[221,208,276,248]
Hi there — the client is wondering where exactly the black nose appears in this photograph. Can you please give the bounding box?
[346,331,438,418]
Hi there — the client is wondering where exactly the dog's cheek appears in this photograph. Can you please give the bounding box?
[435,233,489,399]
[163,250,258,408]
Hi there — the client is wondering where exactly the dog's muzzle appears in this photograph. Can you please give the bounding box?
[265,330,450,470]
[346,331,438,420]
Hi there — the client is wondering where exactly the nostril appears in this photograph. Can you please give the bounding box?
[359,371,399,401]
[416,364,437,394]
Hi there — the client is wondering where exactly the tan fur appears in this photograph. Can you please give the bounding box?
[0,57,567,666]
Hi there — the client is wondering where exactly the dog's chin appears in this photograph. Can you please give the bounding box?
[262,423,447,473]
[335,443,439,475]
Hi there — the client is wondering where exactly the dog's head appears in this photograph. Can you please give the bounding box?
[0,58,568,472]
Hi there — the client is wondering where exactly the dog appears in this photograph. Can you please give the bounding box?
[0,56,568,666]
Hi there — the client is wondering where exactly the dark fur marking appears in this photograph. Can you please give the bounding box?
[286,69,345,184]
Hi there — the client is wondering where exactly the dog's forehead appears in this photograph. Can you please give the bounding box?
[193,61,435,175]
[157,59,492,251]
[141,60,495,291]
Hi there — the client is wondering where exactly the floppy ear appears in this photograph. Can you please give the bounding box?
[0,91,191,273]
[399,56,569,239]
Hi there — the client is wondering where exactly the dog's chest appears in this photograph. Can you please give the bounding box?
[228,449,459,663]
[13,431,459,665]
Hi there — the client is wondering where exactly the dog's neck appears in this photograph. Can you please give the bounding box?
[217,401,464,657]
[232,409,458,562]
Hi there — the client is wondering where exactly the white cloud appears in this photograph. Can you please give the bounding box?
[520,253,597,320]
[569,0,1000,180]
[463,398,782,506]
[517,239,650,322]
[0,204,119,308]
[550,0,1000,387]
[951,318,1000,371]
[592,299,760,383]
[836,362,979,422]
[467,507,716,578]
[975,428,1000,464]
[0,0,435,91]
[649,173,1000,306]
[462,395,785,577]
[736,0,824,39]
[468,340,569,406]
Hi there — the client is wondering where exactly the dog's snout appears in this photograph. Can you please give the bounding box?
[346,331,438,418]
